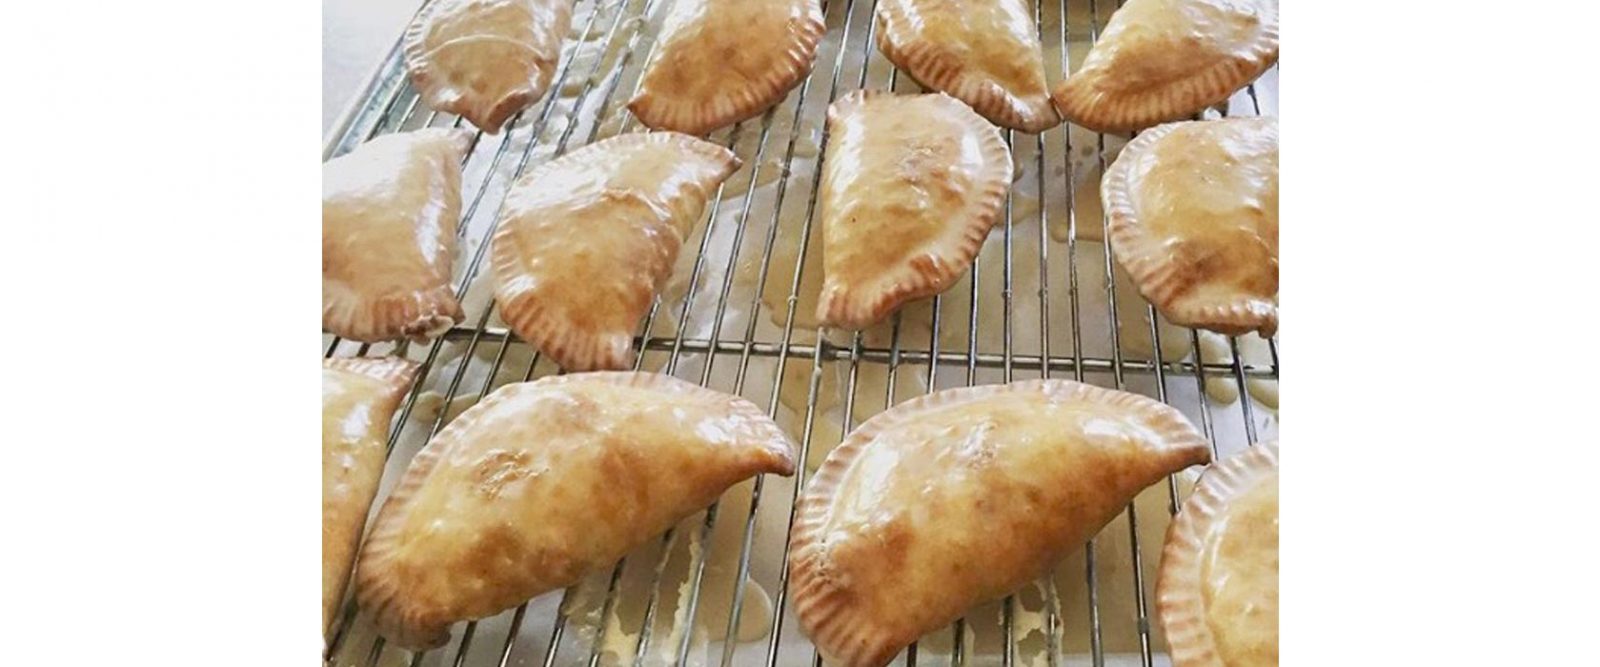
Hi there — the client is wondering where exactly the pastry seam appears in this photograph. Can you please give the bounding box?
[488,132,740,370]
[815,91,1014,330]
[355,372,796,650]
[1102,118,1278,337]
[1052,1,1279,133]
[628,0,826,135]
[1156,441,1279,667]
[789,379,1213,667]
[874,0,1061,133]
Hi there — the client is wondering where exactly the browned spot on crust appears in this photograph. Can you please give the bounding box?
[471,448,534,499]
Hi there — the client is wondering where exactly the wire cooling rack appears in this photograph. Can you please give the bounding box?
[322,0,1280,665]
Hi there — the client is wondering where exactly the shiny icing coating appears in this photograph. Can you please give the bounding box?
[629,0,825,136]
[354,372,797,650]
[1053,0,1278,133]
[490,132,739,371]
[816,92,1012,329]
[321,357,418,641]
[875,0,1060,132]
[1104,117,1278,337]
[404,0,573,133]
[1157,442,1279,667]
[1202,472,1278,667]
[323,128,472,342]
[789,380,1212,667]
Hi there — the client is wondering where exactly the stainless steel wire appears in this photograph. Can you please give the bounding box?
[322,0,1280,664]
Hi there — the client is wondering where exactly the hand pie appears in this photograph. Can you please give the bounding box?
[816,92,1012,329]
[404,0,573,133]
[628,0,825,135]
[355,372,797,650]
[1103,117,1278,336]
[1158,442,1278,667]
[491,132,738,370]
[789,379,1211,667]
[1052,0,1278,133]
[322,356,419,641]
[875,0,1059,132]
[323,128,473,342]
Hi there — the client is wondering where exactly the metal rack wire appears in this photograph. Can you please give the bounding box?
[322,0,1280,665]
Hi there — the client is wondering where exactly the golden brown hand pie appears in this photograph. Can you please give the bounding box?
[355,372,797,650]
[404,0,573,133]
[789,379,1211,667]
[628,0,825,135]
[1053,0,1278,133]
[323,128,472,342]
[876,0,1060,132]
[322,356,419,641]
[816,92,1012,329]
[491,132,739,370]
[1158,441,1278,667]
[1103,117,1278,337]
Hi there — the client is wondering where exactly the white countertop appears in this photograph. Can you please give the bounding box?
[323,0,424,135]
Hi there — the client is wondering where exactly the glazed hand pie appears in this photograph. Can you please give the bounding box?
[1053,0,1278,133]
[491,132,739,370]
[816,92,1012,329]
[324,128,473,342]
[628,0,825,135]
[322,356,419,641]
[404,0,573,133]
[355,372,797,650]
[789,379,1211,667]
[1158,442,1278,667]
[876,0,1060,132]
[1103,117,1278,337]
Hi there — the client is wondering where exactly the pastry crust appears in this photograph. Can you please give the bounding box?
[789,379,1211,667]
[323,128,474,342]
[628,0,825,135]
[1103,117,1278,337]
[404,0,573,133]
[322,356,420,641]
[1052,0,1279,133]
[490,132,739,370]
[1157,442,1279,667]
[875,0,1060,132]
[354,372,797,650]
[816,92,1012,329]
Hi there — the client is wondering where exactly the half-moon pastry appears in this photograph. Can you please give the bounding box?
[875,0,1059,132]
[1052,0,1278,133]
[322,356,419,641]
[323,128,473,342]
[789,379,1211,667]
[355,371,797,650]
[1157,441,1278,667]
[628,0,825,135]
[403,0,574,133]
[491,132,739,370]
[816,92,1012,329]
[1103,117,1278,337]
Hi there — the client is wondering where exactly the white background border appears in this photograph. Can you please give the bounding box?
[3,1,1597,664]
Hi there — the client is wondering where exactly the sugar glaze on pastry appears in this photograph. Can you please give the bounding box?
[1053,0,1278,133]
[1158,442,1278,667]
[355,372,796,650]
[816,92,1013,330]
[875,0,1060,132]
[789,379,1211,667]
[491,132,739,370]
[323,128,473,342]
[1103,117,1278,337]
[629,0,825,135]
[404,0,574,133]
[322,357,418,641]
